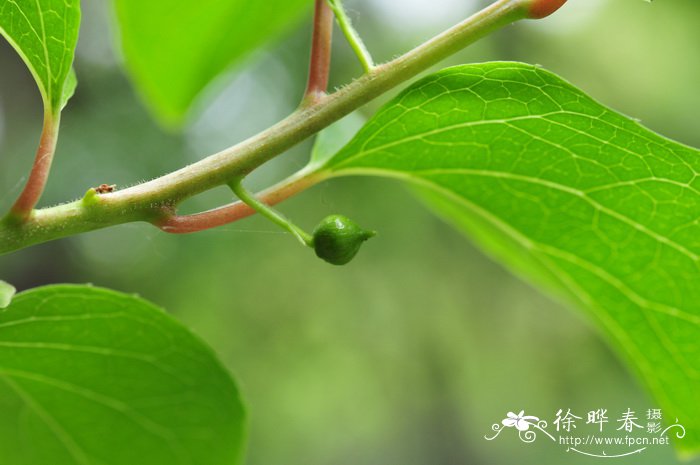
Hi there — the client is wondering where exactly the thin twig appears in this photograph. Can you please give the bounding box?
[228,178,314,246]
[304,0,335,103]
[157,170,324,235]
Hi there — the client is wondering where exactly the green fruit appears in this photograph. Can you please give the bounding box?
[312,215,376,265]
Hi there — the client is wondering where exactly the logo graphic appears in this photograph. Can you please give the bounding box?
[485,408,685,458]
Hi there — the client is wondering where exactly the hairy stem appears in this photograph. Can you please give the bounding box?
[7,112,59,221]
[327,0,374,73]
[0,0,542,255]
[304,0,335,103]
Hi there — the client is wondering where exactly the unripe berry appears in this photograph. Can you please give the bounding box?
[312,215,376,265]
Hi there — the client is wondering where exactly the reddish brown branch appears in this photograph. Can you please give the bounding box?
[9,114,59,220]
[158,202,256,234]
[304,0,334,103]
[157,172,323,234]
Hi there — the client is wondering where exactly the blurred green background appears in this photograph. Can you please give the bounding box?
[1,0,699,463]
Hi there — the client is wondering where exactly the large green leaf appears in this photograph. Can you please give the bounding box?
[320,62,700,453]
[113,0,311,127]
[0,0,80,113]
[0,285,245,465]
[308,111,366,171]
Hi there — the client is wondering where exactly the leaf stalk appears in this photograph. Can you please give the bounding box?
[327,0,374,73]
[227,178,314,247]
[6,112,60,222]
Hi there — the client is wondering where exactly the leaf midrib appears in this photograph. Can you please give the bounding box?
[335,166,700,271]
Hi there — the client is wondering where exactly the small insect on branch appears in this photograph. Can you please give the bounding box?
[94,184,117,194]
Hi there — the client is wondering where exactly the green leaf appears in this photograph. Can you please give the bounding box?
[308,112,367,171]
[113,0,311,127]
[0,280,15,309]
[322,62,700,453]
[61,67,78,110]
[0,0,80,113]
[0,285,245,465]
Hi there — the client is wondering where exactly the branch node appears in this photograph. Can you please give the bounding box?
[82,188,101,207]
